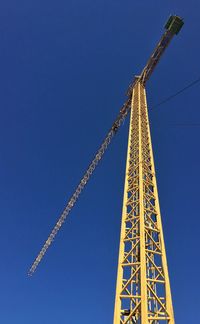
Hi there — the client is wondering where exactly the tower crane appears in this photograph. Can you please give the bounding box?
[28,15,184,323]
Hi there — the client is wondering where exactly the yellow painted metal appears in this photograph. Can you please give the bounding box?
[28,15,183,277]
[113,81,174,323]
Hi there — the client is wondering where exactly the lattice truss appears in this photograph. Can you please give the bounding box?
[114,82,174,324]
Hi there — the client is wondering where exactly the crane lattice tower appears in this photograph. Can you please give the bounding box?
[114,16,184,324]
[28,15,184,324]
[114,81,173,323]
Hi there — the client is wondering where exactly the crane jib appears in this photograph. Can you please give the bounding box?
[28,15,184,276]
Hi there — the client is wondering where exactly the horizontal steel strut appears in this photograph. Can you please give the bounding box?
[28,16,183,276]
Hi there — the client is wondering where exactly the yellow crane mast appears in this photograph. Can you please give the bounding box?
[28,15,184,324]
[114,81,174,323]
[113,16,183,323]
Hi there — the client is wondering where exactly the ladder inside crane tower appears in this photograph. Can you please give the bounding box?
[28,14,184,324]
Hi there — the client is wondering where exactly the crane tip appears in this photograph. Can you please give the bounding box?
[165,15,184,35]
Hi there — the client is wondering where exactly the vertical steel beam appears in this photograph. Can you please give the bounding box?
[113,84,135,324]
[138,83,148,323]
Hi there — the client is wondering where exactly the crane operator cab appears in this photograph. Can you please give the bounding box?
[165,15,184,35]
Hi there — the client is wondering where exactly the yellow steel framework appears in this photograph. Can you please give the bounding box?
[28,16,184,279]
[28,14,184,324]
[114,81,174,323]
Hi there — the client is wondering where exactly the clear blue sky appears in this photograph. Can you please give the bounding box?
[0,0,199,323]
